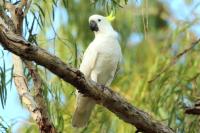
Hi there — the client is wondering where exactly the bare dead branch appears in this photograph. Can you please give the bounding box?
[23,60,56,133]
[12,54,54,131]
[0,24,174,133]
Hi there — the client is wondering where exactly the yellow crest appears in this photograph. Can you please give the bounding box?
[106,11,115,22]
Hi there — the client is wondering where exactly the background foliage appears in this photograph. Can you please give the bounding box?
[0,0,200,132]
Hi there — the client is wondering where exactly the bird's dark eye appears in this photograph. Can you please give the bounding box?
[98,19,101,22]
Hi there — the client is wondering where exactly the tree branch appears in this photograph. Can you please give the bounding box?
[148,38,200,83]
[0,24,174,133]
[23,60,56,133]
[185,100,200,115]
[1,1,56,132]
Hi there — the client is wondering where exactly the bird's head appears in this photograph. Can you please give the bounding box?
[89,14,114,34]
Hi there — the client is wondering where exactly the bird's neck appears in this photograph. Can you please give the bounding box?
[94,29,118,39]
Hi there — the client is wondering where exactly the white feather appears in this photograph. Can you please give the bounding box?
[72,14,122,128]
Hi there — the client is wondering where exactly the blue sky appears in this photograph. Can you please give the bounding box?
[0,0,200,132]
[0,50,30,132]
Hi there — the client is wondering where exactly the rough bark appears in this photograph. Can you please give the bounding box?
[23,60,56,133]
[0,23,174,133]
[185,100,200,115]
[12,55,53,132]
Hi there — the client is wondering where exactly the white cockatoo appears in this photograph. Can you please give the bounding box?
[72,14,123,128]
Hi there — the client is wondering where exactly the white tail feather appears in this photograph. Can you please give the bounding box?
[72,96,95,128]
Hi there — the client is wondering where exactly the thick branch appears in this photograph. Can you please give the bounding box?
[12,54,49,129]
[185,100,200,115]
[23,60,56,133]
[0,25,174,133]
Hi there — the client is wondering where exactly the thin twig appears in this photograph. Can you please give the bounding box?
[148,38,200,83]
[187,72,200,82]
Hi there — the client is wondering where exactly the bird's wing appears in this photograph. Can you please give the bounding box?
[114,51,124,78]
[79,45,98,78]
[72,45,99,128]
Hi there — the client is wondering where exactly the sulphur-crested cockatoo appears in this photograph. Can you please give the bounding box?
[72,14,123,128]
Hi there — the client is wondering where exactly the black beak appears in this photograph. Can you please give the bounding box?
[89,20,99,32]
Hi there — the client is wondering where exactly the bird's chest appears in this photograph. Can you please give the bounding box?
[91,36,120,73]
[94,48,118,73]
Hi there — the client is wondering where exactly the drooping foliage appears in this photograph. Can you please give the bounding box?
[0,0,200,132]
